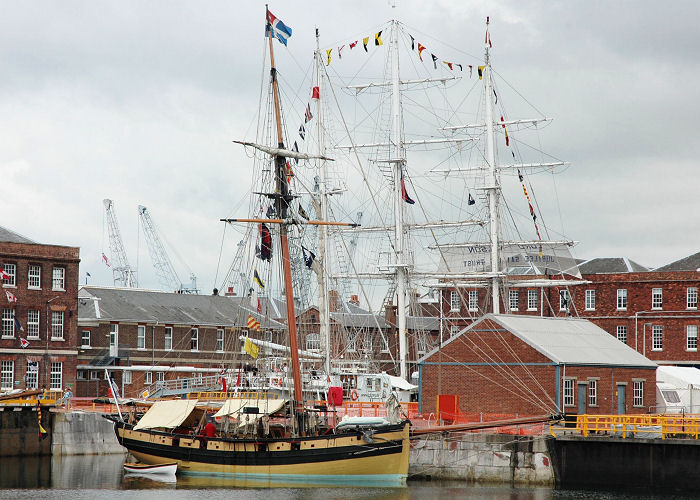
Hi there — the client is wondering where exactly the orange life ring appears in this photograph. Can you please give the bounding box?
[350,389,359,401]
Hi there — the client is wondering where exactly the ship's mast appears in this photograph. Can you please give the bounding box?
[266,6,303,405]
[314,28,332,377]
[483,18,500,314]
[390,19,409,380]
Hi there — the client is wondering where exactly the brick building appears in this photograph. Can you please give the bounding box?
[0,226,80,392]
[77,286,285,398]
[418,314,657,416]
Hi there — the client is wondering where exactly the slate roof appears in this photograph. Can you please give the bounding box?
[78,286,286,329]
[0,225,35,244]
[578,257,650,274]
[654,252,700,272]
[420,313,656,368]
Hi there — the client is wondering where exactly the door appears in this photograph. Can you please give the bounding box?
[617,384,626,415]
[109,324,118,357]
[577,383,587,415]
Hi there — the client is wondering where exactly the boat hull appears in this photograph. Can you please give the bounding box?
[111,418,410,484]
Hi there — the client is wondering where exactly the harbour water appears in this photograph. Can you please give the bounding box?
[0,454,694,499]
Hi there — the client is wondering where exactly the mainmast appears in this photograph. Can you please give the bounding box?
[390,20,409,380]
[266,7,303,406]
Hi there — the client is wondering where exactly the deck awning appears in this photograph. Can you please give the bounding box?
[213,398,288,418]
[134,399,199,430]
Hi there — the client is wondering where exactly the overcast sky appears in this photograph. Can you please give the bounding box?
[1,0,698,293]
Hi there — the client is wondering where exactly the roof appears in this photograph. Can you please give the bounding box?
[657,366,700,386]
[578,257,650,274]
[0,226,35,244]
[420,313,656,368]
[654,252,700,271]
[78,286,286,329]
[406,315,439,331]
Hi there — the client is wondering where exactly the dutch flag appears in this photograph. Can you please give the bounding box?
[266,10,292,46]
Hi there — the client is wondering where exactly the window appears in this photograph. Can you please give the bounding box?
[2,309,14,337]
[468,290,478,312]
[26,361,39,389]
[347,332,357,352]
[563,379,574,407]
[688,287,698,310]
[137,325,146,350]
[157,371,165,382]
[652,325,663,351]
[364,333,373,353]
[652,288,663,310]
[90,371,99,380]
[616,325,627,344]
[28,265,41,289]
[144,372,152,385]
[617,289,627,310]
[1,361,14,390]
[190,328,198,351]
[588,380,597,406]
[306,333,320,351]
[509,290,518,311]
[416,336,428,355]
[559,289,571,312]
[585,290,595,311]
[633,380,644,407]
[687,325,698,351]
[81,330,90,348]
[123,371,132,385]
[381,334,389,352]
[2,263,16,286]
[449,291,460,312]
[164,327,172,350]
[51,311,64,339]
[216,329,224,352]
[52,267,65,290]
[527,289,538,311]
[109,324,118,347]
[77,370,86,380]
[27,310,40,339]
[450,325,459,337]
[50,362,62,390]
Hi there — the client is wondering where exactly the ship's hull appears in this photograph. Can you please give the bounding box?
[109,417,410,484]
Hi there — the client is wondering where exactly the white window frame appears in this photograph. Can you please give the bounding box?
[588,379,597,406]
[164,327,173,351]
[364,333,373,353]
[616,325,627,344]
[2,308,15,338]
[50,362,62,390]
[585,290,595,311]
[468,290,478,312]
[216,328,224,352]
[1,360,14,390]
[347,332,357,352]
[617,289,627,310]
[652,288,663,310]
[305,333,320,351]
[156,371,165,382]
[190,328,199,351]
[90,371,99,380]
[52,267,65,291]
[509,289,518,311]
[28,264,41,289]
[633,380,644,407]
[687,287,698,310]
[527,289,538,311]
[2,263,16,287]
[27,310,40,339]
[109,324,118,348]
[144,372,152,385]
[51,311,64,340]
[380,334,389,353]
[563,378,574,407]
[81,329,90,348]
[687,325,698,352]
[652,325,663,351]
[137,325,146,350]
[123,370,132,385]
[449,291,460,312]
[26,361,39,389]
[450,325,459,337]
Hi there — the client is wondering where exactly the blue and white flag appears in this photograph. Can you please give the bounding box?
[266,10,292,46]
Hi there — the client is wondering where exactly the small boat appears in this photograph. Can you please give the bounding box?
[123,461,177,475]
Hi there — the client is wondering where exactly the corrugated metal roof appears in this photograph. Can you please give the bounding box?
[0,225,35,244]
[78,286,286,329]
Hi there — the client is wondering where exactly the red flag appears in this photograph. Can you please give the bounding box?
[0,268,9,280]
[5,290,17,303]
[417,43,426,61]
[236,368,241,387]
[311,86,320,99]
[20,337,29,348]
[401,176,415,205]
[102,253,110,267]
[349,40,357,49]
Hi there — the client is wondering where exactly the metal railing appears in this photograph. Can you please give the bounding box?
[560,414,700,439]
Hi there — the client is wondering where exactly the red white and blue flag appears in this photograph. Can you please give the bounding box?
[5,290,17,303]
[0,267,10,280]
[266,10,292,46]
[20,337,29,349]
[13,314,24,332]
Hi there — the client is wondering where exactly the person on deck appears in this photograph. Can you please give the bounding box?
[201,415,217,438]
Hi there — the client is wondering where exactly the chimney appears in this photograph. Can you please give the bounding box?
[328,290,339,312]
[224,287,236,297]
[350,294,360,306]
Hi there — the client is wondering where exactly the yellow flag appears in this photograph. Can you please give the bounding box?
[362,37,369,52]
[374,31,383,46]
[326,48,332,66]
[478,65,486,80]
[244,337,259,359]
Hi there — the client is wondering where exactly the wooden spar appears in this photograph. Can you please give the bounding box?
[409,414,559,437]
[220,218,359,227]
[265,5,303,407]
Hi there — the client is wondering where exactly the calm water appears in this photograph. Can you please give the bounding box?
[0,454,693,499]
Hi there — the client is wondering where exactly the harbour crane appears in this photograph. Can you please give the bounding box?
[138,205,198,294]
[103,199,137,288]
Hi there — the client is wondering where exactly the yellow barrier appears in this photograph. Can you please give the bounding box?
[571,414,700,440]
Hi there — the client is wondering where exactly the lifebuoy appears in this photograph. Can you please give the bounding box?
[350,389,359,401]
[140,390,150,399]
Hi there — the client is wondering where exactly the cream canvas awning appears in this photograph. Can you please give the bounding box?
[213,398,287,419]
[134,399,199,430]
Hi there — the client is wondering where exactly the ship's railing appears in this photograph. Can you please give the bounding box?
[558,414,700,439]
